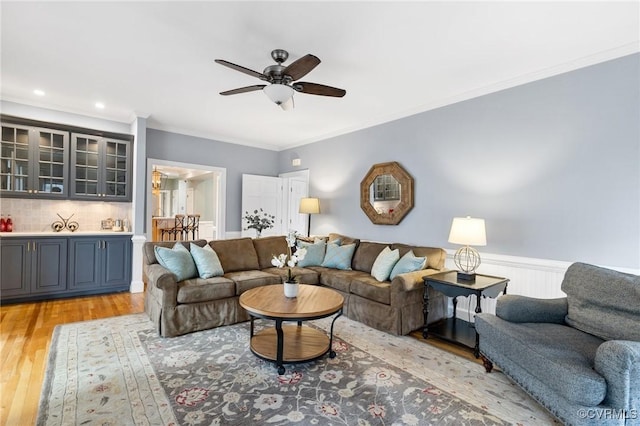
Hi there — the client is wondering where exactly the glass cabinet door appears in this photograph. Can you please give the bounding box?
[36,129,68,195]
[1,124,31,194]
[1,124,68,197]
[104,138,129,198]
[72,134,101,198]
[71,133,131,201]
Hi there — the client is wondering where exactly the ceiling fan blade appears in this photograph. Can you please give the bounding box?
[220,85,266,96]
[283,54,321,81]
[215,59,267,80]
[293,82,346,97]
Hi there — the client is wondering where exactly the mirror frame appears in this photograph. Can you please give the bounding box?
[360,161,414,225]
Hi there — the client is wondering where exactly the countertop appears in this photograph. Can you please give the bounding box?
[0,231,134,237]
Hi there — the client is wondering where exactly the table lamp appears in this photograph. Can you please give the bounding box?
[448,216,486,281]
[299,197,320,237]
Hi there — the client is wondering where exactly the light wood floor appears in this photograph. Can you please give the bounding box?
[0,292,145,426]
[0,292,477,426]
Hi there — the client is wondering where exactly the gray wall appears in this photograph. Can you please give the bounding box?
[146,129,279,232]
[278,54,640,270]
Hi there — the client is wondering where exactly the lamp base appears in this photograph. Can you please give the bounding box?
[456,271,476,281]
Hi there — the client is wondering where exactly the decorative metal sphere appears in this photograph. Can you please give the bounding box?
[453,246,481,273]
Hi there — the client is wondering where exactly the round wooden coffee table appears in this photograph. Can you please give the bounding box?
[239,284,344,374]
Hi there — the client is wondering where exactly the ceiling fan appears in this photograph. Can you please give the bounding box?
[215,49,346,110]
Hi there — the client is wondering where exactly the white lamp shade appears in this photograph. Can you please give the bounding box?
[280,96,294,111]
[299,197,320,214]
[448,216,487,246]
[263,84,294,105]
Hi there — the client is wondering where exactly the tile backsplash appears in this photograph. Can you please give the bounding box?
[0,198,132,233]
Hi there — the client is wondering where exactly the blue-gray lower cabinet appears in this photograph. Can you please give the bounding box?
[0,235,130,303]
[0,237,68,298]
[69,236,131,291]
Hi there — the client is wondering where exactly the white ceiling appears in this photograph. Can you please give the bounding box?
[1,1,638,151]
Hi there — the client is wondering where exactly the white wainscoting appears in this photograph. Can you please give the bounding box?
[444,251,640,321]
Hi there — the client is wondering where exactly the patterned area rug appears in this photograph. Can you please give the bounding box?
[38,313,556,425]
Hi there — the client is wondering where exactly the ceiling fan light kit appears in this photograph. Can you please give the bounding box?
[263,84,294,105]
[215,49,346,111]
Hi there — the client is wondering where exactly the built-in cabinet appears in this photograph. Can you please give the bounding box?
[0,237,68,298]
[68,236,131,291]
[1,123,69,198]
[0,117,133,202]
[0,235,131,303]
[70,133,131,201]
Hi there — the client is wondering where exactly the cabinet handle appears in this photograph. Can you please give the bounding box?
[32,241,36,252]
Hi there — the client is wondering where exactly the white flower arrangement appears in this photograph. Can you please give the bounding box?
[271,230,307,282]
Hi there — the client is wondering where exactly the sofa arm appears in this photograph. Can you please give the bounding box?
[147,263,178,289]
[595,340,640,413]
[146,263,179,307]
[393,269,442,292]
[496,295,568,323]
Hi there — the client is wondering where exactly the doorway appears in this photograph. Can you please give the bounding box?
[146,159,226,241]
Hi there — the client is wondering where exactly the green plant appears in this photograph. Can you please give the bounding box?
[243,208,275,233]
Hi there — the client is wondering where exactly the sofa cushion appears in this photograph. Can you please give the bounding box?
[318,268,362,293]
[262,266,319,285]
[143,240,207,266]
[224,270,282,295]
[154,243,198,281]
[296,240,326,267]
[370,246,400,281]
[321,242,356,270]
[352,241,388,273]
[391,243,445,270]
[328,233,360,247]
[351,275,391,305]
[190,243,224,279]
[389,250,426,280]
[562,262,640,341]
[252,236,289,269]
[177,277,235,304]
[475,316,607,406]
[210,238,260,272]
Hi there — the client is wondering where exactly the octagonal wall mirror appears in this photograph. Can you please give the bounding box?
[360,161,414,225]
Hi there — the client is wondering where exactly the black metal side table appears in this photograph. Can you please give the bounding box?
[423,271,509,358]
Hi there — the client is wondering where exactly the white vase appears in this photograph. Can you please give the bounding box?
[283,282,299,298]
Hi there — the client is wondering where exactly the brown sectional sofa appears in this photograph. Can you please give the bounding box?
[143,233,448,337]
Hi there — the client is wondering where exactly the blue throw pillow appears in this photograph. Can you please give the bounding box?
[154,243,198,281]
[371,246,400,282]
[190,243,224,279]
[389,250,427,280]
[297,241,326,267]
[321,242,356,270]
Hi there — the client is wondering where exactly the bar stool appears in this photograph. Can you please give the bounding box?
[184,214,200,240]
[160,214,185,241]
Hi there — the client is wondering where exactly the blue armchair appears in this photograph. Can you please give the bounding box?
[476,262,640,426]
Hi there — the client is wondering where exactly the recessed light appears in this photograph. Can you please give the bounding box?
[95,102,105,109]
[33,89,45,96]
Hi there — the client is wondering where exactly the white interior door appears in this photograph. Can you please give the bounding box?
[186,188,194,214]
[241,174,283,237]
[288,179,309,235]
